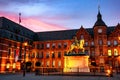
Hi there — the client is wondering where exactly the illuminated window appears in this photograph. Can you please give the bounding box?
[52,60,55,67]
[108,50,112,56]
[58,61,61,67]
[85,42,88,46]
[107,41,111,46]
[114,49,118,56]
[46,61,49,67]
[13,63,16,69]
[36,52,39,58]
[114,40,118,46]
[46,43,50,49]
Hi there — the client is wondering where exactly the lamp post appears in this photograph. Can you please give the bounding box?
[23,41,28,77]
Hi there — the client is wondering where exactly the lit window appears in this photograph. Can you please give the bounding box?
[46,61,49,67]
[58,61,61,67]
[114,49,118,56]
[114,40,118,46]
[107,41,111,46]
[46,43,50,49]
[36,52,39,58]
[52,60,55,67]
[108,50,112,56]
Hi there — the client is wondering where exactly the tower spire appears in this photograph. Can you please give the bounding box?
[98,0,100,12]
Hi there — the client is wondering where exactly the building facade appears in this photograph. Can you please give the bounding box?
[0,11,120,73]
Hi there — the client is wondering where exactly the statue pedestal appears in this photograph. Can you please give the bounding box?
[64,54,90,72]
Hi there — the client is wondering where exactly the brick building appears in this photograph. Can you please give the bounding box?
[0,11,120,73]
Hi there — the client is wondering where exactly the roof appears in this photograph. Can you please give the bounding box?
[0,17,115,42]
[36,29,78,41]
[0,17,35,42]
[94,11,106,27]
[35,26,115,41]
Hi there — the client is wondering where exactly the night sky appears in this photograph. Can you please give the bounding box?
[0,0,120,32]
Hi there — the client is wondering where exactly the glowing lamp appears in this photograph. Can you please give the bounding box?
[24,42,28,46]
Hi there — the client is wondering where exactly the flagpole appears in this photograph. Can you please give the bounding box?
[19,13,21,24]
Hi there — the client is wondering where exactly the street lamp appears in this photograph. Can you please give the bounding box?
[23,41,28,77]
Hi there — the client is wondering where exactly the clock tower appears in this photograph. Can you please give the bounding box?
[93,9,107,64]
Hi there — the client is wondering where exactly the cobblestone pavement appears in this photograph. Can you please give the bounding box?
[0,73,120,80]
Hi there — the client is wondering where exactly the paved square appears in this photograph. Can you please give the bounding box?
[0,73,120,80]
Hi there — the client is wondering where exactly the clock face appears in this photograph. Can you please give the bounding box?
[98,29,102,33]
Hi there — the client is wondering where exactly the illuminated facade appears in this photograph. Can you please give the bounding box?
[0,11,120,73]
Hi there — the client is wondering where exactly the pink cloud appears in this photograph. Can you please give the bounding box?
[0,12,68,32]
